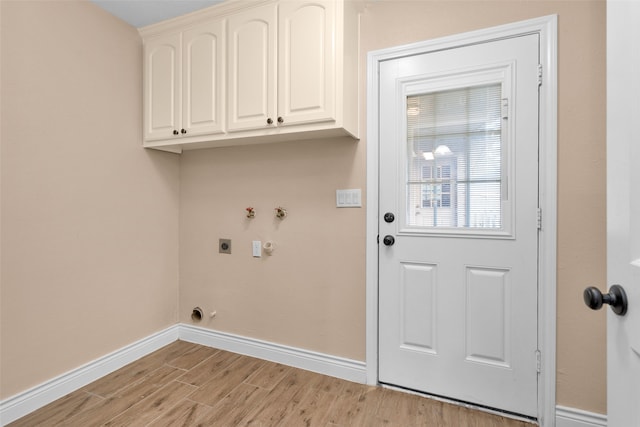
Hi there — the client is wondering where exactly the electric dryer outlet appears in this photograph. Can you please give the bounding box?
[219,239,231,254]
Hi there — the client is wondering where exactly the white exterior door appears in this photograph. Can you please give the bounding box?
[378,34,540,417]
[606,1,640,425]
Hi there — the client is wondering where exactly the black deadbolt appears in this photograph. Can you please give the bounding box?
[384,212,395,223]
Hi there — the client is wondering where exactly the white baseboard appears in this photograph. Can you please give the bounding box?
[556,405,607,427]
[0,324,366,426]
[0,325,180,426]
[178,324,367,384]
[9,324,603,427]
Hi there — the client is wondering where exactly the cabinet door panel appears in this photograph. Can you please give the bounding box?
[183,21,225,136]
[278,1,335,126]
[144,33,181,141]
[227,4,277,132]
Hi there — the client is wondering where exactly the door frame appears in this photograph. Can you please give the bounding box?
[365,15,558,425]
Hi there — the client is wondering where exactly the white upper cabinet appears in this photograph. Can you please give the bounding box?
[140,0,359,152]
[228,1,336,132]
[144,33,181,141]
[227,3,277,132]
[143,20,225,147]
[183,21,225,137]
[278,1,336,127]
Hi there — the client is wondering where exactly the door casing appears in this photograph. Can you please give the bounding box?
[365,15,557,425]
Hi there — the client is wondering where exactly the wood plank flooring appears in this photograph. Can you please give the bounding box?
[8,341,536,426]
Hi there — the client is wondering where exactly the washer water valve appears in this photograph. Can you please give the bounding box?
[245,207,256,218]
[275,207,287,219]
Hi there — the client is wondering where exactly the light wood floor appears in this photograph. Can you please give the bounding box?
[8,341,536,426]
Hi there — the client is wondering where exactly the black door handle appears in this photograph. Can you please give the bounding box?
[382,235,395,246]
[583,284,628,316]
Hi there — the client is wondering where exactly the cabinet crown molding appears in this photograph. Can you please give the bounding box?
[139,0,273,38]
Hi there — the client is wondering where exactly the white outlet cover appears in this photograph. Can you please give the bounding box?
[252,240,262,257]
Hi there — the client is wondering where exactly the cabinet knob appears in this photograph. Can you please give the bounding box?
[267,118,273,125]
[181,129,187,134]
[173,130,179,135]
[277,116,284,124]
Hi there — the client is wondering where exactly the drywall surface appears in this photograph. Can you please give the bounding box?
[0,0,180,399]
[179,137,366,360]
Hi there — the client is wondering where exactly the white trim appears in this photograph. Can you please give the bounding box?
[179,324,367,384]
[556,406,607,427]
[6,324,594,427]
[0,324,366,426]
[0,325,180,426]
[366,15,558,425]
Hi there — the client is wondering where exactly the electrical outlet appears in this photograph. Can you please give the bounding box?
[252,240,262,257]
[219,238,231,254]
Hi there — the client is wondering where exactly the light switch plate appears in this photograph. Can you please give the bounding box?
[336,189,362,208]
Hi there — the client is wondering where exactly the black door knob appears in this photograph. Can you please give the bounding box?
[583,284,628,316]
[173,130,179,135]
[384,212,395,223]
[181,129,187,134]
[382,235,395,246]
[267,118,273,125]
[277,116,284,124]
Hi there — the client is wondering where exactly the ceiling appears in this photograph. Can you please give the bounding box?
[89,0,226,28]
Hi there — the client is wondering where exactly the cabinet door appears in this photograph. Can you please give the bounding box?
[144,33,181,141]
[227,3,277,132]
[183,20,225,137]
[278,0,335,126]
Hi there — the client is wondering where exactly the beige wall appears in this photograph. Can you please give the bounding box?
[0,0,180,399]
[179,137,366,357]
[1,0,607,417]
[180,0,607,415]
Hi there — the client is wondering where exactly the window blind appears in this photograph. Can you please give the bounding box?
[406,83,503,229]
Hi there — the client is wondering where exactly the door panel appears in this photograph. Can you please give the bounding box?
[400,262,437,352]
[144,34,181,141]
[278,0,335,126]
[227,3,277,132]
[465,266,511,367]
[183,21,225,136]
[379,34,540,417]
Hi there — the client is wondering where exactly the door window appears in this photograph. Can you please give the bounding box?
[406,82,510,235]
